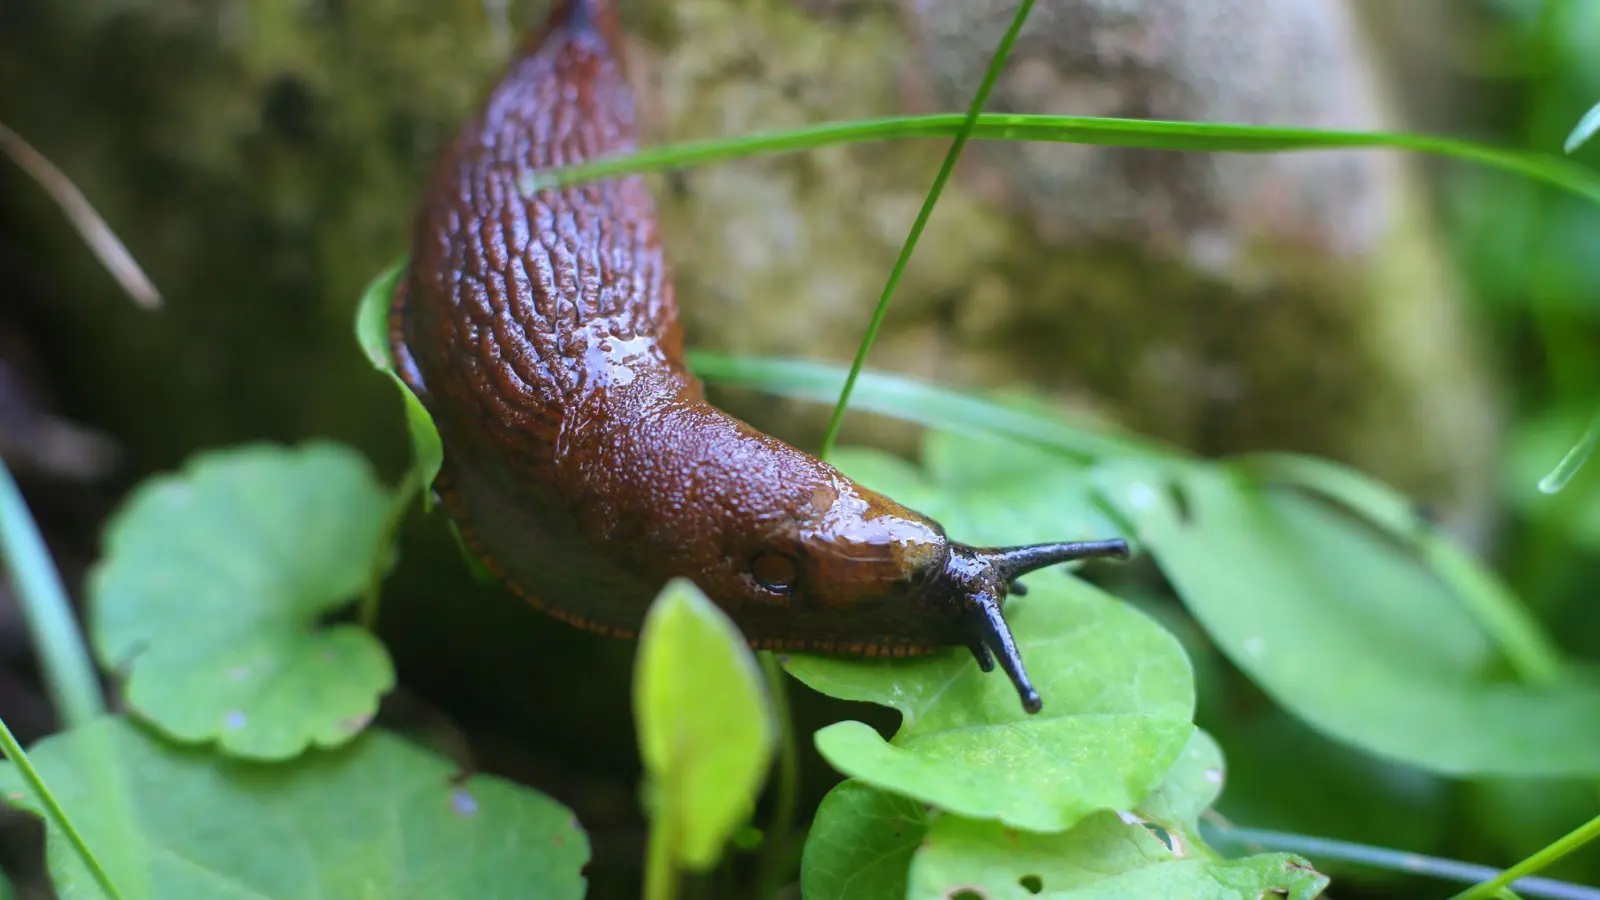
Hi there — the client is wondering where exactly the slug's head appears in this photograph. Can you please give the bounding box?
[729,474,1129,715]
[916,538,1131,713]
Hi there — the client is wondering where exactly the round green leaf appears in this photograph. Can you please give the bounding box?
[634,578,778,870]
[800,780,930,900]
[88,442,397,761]
[907,811,1328,900]
[354,259,443,496]
[785,576,1195,833]
[0,717,589,900]
[1097,461,1600,776]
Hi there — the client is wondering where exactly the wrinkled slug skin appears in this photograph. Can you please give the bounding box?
[388,0,961,655]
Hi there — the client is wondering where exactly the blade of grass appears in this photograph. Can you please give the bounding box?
[818,0,1033,458]
[0,121,160,309]
[0,458,146,899]
[1538,404,1600,494]
[1453,813,1600,900]
[520,113,1600,209]
[0,715,125,900]
[689,352,1175,462]
[0,459,103,726]
[1564,100,1600,154]
[1420,532,1565,686]
[1203,824,1600,900]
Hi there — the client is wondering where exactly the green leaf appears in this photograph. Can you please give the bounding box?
[1064,854,1329,899]
[800,780,930,900]
[1229,453,1424,542]
[830,433,1117,553]
[784,576,1194,833]
[1236,453,1563,686]
[634,579,777,870]
[0,716,589,899]
[691,353,1169,464]
[354,259,443,499]
[906,810,1328,899]
[88,442,396,761]
[1095,461,1600,776]
[1133,728,1226,858]
[1211,708,1449,855]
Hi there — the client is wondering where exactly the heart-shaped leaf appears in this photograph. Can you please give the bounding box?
[785,574,1194,833]
[907,811,1327,900]
[89,442,396,760]
[800,780,930,900]
[1096,461,1600,776]
[634,579,777,870]
[0,716,590,899]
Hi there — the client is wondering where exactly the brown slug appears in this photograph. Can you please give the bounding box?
[387,0,1129,714]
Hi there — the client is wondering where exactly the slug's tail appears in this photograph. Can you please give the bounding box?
[532,0,623,55]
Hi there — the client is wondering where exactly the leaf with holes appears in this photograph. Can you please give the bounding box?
[0,716,589,899]
[784,574,1194,833]
[635,578,777,870]
[907,810,1327,900]
[800,780,930,900]
[1095,460,1600,776]
[88,442,396,761]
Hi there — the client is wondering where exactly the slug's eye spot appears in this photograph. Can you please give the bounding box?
[750,552,798,592]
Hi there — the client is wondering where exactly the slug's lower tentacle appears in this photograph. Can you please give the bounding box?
[969,591,1041,714]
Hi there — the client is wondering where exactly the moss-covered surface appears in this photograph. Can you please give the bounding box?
[642,0,1501,533]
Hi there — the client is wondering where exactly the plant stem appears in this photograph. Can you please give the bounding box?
[361,465,423,630]
[643,802,679,900]
[0,716,124,900]
[1452,813,1600,900]
[818,0,1035,458]
[754,652,800,898]
[0,459,148,900]
[1203,824,1600,900]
